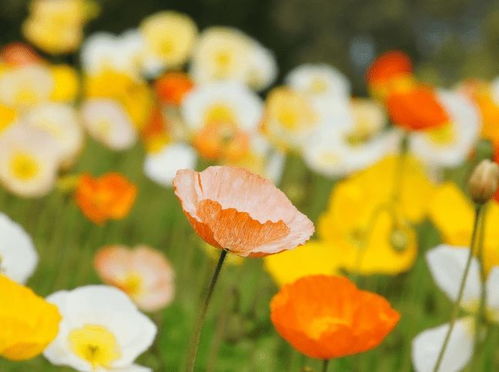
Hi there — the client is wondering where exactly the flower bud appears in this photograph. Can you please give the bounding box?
[469,159,499,204]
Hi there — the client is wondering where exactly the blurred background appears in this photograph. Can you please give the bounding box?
[1,0,499,94]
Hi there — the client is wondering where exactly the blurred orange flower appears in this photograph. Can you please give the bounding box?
[75,173,137,224]
[270,275,400,360]
[0,42,42,67]
[173,166,314,257]
[387,85,449,131]
[155,72,194,106]
[192,122,250,161]
[366,50,414,98]
[94,244,175,312]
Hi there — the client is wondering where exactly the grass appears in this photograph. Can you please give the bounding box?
[1,140,498,371]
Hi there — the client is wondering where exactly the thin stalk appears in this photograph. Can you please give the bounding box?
[322,359,330,372]
[471,203,488,368]
[432,205,484,372]
[185,249,228,372]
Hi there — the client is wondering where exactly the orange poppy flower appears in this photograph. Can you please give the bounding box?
[75,173,137,224]
[386,85,450,131]
[270,275,400,360]
[0,42,42,67]
[155,72,194,106]
[192,122,250,162]
[366,51,414,98]
[94,244,175,312]
[173,166,314,257]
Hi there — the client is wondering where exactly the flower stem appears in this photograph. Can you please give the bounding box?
[322,359,330,372]
[185,249,228,372]
[432,205,484,372]
[472,203,488,368]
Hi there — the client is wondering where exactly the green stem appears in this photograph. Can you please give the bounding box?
[432,205,484,372]
[185,249,228,372]
[322,359,330,372]
[472,203,488,368]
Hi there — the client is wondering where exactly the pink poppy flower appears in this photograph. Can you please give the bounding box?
[173,166,314,257]
[94,245,175,312]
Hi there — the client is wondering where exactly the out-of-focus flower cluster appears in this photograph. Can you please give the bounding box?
[2,1,499,371]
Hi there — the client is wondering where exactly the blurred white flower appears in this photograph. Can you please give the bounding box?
[81,31,145,77]
[0,124,61,197]
[44,285,156,372]
[286,63,350,100]
[81,99,137,150]
[190,27,252,85]
[302,129,399,178]
[409,91,480,168]
[0,65,53,109]
[144,142,197,187]
[0,213,38,284]
[181,81,263,132]
[412,245,499,372]
[247,43,277,91]
[23,103,84,167]
[139,11,198,70]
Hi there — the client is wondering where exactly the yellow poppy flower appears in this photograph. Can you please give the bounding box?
[429,182,499,274]
[50,65,79,102]
[0,274,60,360]
[334,211,418,275]
[84,70,153,130]
[263,241,343,286]
[315,155,432,275]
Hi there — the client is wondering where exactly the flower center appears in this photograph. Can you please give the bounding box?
[309,316,350,339]
[204,104,236,126]
[308,77,328,94]
[427,122,455,145]
[9,152,40,181]
[14,87,38,106]
[69,324,121,369]
[118,272,143,297]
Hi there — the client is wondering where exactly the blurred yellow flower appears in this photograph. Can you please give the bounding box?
[50,65,79,102]
[22,0,96,54]
[140,11,197,68]
[314,155,433,275]
[0,104,17,133]
[264,241,342,286]
[332,211,417,275]
[0,274,60,360]
[429,182,499,274]
[85,71,153,129]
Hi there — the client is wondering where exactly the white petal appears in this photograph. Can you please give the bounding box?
[144,143,196,187]
[412,317,474,372]
[426,245,480,307]
[486,267,499,322]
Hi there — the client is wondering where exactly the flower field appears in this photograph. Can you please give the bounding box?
[1,1,499,372]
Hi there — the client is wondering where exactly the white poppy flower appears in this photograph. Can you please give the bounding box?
[409,91,480,168]
[190,27,253,85]
[23,103,84,167]
[144,142,197,187]
[247,43,277,91]
[302,129,400,177]
[0,65,54,109]
[44,285,156,372]
[412,245,499,372]
[81,31,145,78]
[81,99,137,150]
[0,213,38,283]
[181,81,262,132]
[0,124,61,197]
[286,63,350,100]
